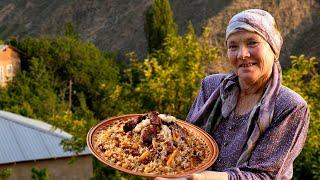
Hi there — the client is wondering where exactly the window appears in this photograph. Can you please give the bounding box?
[6,64,13,75]
[0,66,3,81]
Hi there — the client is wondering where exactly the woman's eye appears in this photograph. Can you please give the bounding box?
[248,41,258,46]
[228,45,237,50]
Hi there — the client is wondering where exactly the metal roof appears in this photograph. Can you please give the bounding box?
[0,111,91,164]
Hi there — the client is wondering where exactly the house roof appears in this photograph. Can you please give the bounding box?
[0,110,91,164]
[0,44,25,56]
[0,45,8,51]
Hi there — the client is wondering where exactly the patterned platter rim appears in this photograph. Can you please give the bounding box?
[87,114,219,178]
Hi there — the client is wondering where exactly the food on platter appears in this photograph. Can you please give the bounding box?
[93,111,212,175]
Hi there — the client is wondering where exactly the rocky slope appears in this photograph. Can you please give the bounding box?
[0,0,319,70]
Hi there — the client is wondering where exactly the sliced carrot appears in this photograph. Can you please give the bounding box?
[166,149,179,166]
[139,150,151,162]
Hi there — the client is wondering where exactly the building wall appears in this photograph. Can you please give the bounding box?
[0,155,93,180]
[0,46,20,87]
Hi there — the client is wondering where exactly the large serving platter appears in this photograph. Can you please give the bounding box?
[87,114,219,178]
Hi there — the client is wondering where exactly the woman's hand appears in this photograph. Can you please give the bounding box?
[154,171,228,180]
[192,171,228,180]
[154,177,188,180]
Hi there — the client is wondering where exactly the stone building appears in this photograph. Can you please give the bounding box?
[0,45,21,87]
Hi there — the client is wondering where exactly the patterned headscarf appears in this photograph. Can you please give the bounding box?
[226,9,283,60]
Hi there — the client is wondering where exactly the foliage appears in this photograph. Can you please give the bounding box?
[144,0,177,53]
[15,36,119,120]
[64,22,79,39]
[31,167,49,180]
[283,55,320,179]
[0,36,119,153]
[0,33,122,178]
[0,57,62,119]
[0,168,12,180]
[91,158,144,180]
[114,23,218,119]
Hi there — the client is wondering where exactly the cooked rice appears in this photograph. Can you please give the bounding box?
[95,116,209,175]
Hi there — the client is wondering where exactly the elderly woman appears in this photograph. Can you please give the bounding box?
[157,9,309,180]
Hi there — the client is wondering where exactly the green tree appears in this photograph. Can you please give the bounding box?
[144,0,177,53]
[64,22,79,39]
[0,36,119,152]
[15,36,119,119]
[0,168,12,180]
[115,23,218,119]
[91,159,143,180]
[0,57,62,119]
[31,167,49,180]
[283,55,320,179]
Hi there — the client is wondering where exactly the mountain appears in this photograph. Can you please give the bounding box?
[0,0,319,70]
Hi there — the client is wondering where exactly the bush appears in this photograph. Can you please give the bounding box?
[0,168,12,180]
[283,55,320,179]
[113,23,218,119]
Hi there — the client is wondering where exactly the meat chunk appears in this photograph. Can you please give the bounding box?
[98,144,106,152]
[148,111,162,125]
[171,123,188,140]
[123,115,146,132]
[141,125,158,145]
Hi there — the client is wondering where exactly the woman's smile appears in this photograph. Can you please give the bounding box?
[226,31,275,86]
[239,62,257,68]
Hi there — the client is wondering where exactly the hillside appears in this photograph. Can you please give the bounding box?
[0,0,319,69]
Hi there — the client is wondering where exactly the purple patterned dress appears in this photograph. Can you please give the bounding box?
[187,74,309,180]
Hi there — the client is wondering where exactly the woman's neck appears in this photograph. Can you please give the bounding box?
[239,76,269,96]
[236,77,269,116]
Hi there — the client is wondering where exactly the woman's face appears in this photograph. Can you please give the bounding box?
[227,31,275,84]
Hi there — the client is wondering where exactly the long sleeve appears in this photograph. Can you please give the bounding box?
[186,74,226,122]
[186,79,206,121]
[225,104,310,180]
[187,77,310,179]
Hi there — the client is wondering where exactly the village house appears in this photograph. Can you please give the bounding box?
[0,45,21,87]
[0,111,92,180]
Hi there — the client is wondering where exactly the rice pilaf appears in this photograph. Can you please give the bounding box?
[95,112,209,175]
